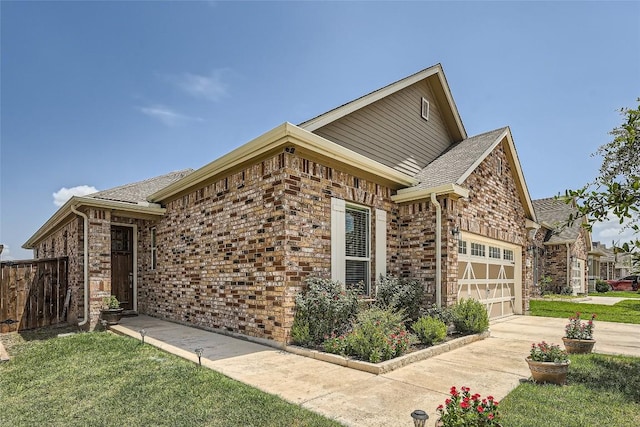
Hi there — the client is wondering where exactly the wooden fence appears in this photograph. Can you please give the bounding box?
[0,257,69,333]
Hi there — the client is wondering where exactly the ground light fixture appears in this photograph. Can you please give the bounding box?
[139,329,146,344]
[195,348,204,366]
[410,410,428,427]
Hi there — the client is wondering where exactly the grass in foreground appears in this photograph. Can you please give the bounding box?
[0,330,342,427]
[500,353,640,427]
[529,299,640,324]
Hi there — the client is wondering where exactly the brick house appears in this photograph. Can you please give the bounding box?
[24,64,539,343]
[531,197,591,295]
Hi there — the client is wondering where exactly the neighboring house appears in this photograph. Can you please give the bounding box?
[593,241,634,281]
[24,64,539,343]
[531,197,591,295]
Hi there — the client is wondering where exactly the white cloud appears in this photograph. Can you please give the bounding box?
[53,185,98,207]
[0,244,14,261]
[591,214,637,246]
[167,70,228,101]
[138,105,203,126]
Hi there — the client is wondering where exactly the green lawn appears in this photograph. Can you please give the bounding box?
[530,299,640,324]
[590,290,640,298]
[500,353,640,426]
[0,330,342,427]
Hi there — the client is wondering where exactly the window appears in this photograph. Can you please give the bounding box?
[471,242,485,257]
[504,249,514,261]
[331,198,382,296]
[421,97,430,121]
[345,205,370,294]
[458,240,467,255]
[496,157,503,175]
[489,246,501,259]
[151,228,157,270]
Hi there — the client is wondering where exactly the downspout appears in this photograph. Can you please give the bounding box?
[71,206,89,327]
[566,243,571,291]
[431,193,442,308]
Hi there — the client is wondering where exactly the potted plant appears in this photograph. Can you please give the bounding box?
[436,385,501,426]
[100,295,123,325]
[526,341,570,385]
[562,312,596,354]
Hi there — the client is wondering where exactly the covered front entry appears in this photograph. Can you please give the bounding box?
[457,232,522,318]
[111,225,135,311]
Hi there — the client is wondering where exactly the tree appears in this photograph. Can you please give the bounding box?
[565,99,640,266]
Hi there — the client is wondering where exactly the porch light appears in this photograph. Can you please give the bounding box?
[139,329,146,345]
[410,410,428,427]
[451,226,462,246]
[195,348,204,366]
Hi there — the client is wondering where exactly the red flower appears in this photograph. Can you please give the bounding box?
[488,414,495,420]
[460,401,470,409]
[477,406,485,413]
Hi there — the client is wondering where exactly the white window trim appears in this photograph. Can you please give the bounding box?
[331,197,384,296]
[421,97,430,121]
[375,209,387,285]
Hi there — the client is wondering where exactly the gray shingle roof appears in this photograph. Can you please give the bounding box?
[532,197,582,244]
[412,127,507,189]
[88,169,193,205]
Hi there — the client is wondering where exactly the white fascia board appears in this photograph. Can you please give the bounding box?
[526,218,541,230]
[150,122,418,202]
[23,196,165,249]
[391,183,469,203]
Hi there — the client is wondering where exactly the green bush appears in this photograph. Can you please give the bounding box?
[339,307,411,363]
[291,277,359,345]
[422,303,455,325]
[595,279,610,293]
[412,316,447,345]
[375,275,425,323]
[451,298,489,334]
[538,275,553,295]
[290,314,311,345]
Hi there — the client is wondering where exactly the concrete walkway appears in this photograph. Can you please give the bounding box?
[112,315,640,427]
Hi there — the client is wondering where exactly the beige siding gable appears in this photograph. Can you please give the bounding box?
[312,80,454,177]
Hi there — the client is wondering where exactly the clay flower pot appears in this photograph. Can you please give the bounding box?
[526,357,570,385]
[562,337,595,354]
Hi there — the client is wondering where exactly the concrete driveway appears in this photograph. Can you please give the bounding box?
[113,314,640,427]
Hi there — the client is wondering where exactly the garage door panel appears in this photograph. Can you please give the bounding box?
[457,232,522,319]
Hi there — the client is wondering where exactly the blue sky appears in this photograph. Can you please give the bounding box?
[1,1,639,260]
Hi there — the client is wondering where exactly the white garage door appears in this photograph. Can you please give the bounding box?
[457,232,522,318]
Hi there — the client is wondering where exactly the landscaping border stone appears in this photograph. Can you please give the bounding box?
[0,340,10,362]
[285,330,491,374]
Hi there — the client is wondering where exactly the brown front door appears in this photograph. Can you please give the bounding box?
[111,226,133,310]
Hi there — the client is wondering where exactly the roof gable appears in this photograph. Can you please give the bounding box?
[532,197,584,244]
[394,127,536,221]
[299,64,466,142]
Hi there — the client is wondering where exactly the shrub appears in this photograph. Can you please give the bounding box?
[412,316,447,345]
[421,303,455,326]
[322,333,349,355]
[451,298,489,334]
[559,286,574,295]
[375,275,425,323]
[595,279,610,293]
[290,314,311,345]
[291,277,359,345]
[537,275,553,295]
[342,307,411,363]
[529,341,568,363]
